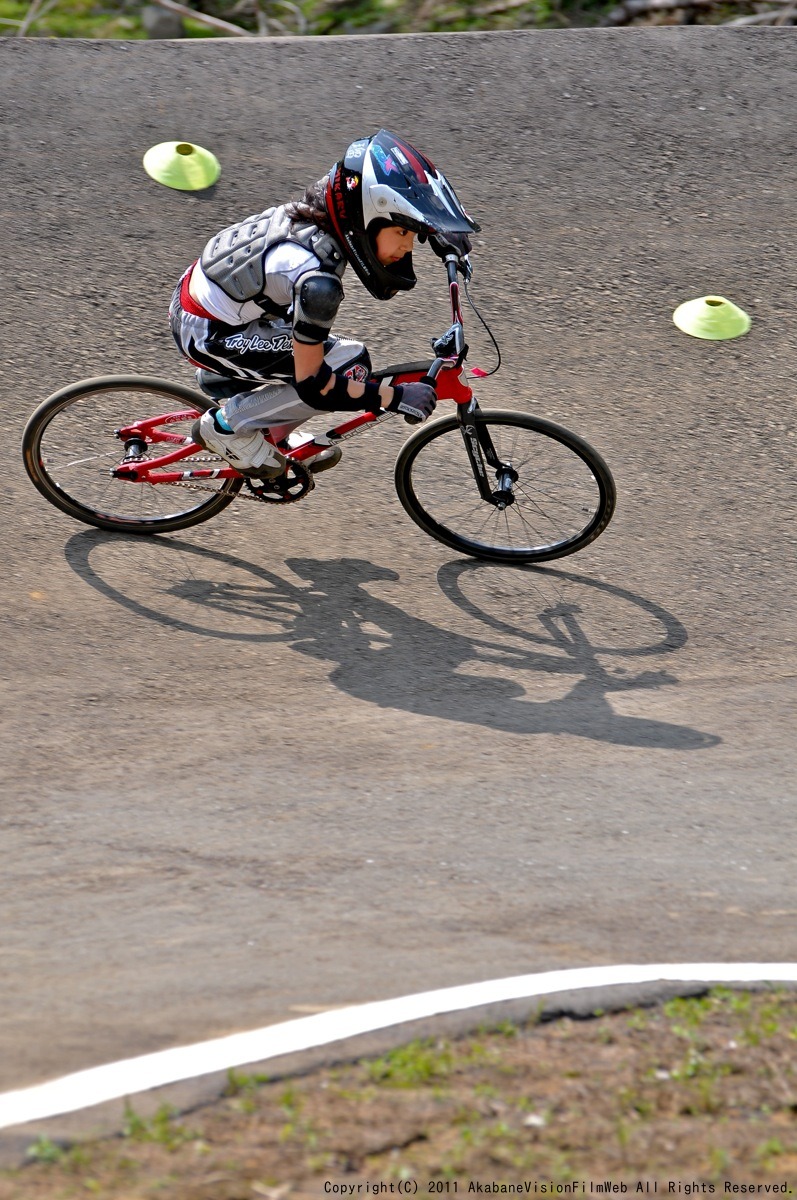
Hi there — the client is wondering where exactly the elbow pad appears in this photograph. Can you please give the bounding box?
[292,270,344,345]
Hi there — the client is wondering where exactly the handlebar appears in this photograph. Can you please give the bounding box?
[397,253,471,423]
[444,253,472,284]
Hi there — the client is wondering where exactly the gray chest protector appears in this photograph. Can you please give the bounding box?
[200,204,346,319]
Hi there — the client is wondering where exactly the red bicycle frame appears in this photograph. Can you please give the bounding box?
[112,257,476,486]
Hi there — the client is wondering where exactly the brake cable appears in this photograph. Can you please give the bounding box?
[463,274,502,378]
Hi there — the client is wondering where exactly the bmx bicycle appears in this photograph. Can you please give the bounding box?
[22,257,616,565]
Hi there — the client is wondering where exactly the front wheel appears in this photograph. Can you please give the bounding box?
[394,408,616,564]
[22,376,244,535]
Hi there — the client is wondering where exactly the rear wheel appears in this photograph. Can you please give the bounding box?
[22,376,243,534]
[394,408,616,563]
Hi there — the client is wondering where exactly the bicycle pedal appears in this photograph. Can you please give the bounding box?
[306,445,342,474]
[281,432,342,475]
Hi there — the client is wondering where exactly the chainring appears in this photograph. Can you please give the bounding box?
[244,459,315,504]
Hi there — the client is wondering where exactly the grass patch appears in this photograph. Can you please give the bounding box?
[1,989,796,1199]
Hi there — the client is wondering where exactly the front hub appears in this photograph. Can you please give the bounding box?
[491,465,518,510]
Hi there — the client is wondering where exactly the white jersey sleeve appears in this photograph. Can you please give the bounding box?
[261,243,320,306]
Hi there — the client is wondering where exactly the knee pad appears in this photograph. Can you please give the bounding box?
[326,339,372,381]
[342,345,372,382]
[294,362,334,408]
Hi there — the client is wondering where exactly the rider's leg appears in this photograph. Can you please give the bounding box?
[221,336,372,437]
[171,302,295,476]
[173,303,371,413]
[194,370,250,403]
[216,337,371,472]
[171,294,371,472]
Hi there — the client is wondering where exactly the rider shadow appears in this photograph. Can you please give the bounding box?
[277,557,717,750]
[65,532,719,750]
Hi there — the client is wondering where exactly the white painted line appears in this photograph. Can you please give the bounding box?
[1,962,795,1131]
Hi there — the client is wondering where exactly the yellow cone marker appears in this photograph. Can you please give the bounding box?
[142,141,221,192]
[672,295,751,341]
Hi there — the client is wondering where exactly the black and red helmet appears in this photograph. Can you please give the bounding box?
[326,129,480,301]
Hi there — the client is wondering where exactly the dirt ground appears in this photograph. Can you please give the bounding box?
[2,990,796,1199]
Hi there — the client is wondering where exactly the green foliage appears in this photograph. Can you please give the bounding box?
[0,0,236,37]
[0,0,735,41]
[6,992,797,1193]
[663,993,714,1036]
[755,1137,785,1165]
[477,1018,518,1039]
[0,0,136,37]
[626,1008,652,1032]
[25,1135,67,1164]
[2,0,775,40]
[617,1085,654,1119]
[708,1146,731,1178]
[364,1037,456,1087]
[276,1085,321,1148]
[122,1102,199,1150]
[224,1067,270,1095]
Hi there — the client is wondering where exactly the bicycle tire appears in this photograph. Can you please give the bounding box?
[22,376,244,535]
[394,408,616,564]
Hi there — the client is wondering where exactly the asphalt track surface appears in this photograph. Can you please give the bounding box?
[1,26,795,1136]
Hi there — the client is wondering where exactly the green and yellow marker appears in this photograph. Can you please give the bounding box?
[672,295,751,341]
[142,141,221,192]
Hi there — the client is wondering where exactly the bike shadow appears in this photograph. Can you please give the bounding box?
[64,531,719,750]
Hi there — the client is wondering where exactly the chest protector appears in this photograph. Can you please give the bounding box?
[200,204,346,319]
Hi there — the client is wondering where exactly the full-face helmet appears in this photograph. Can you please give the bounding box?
[326,129,480,301]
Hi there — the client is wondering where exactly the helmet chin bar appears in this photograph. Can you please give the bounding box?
[383,254,416,286]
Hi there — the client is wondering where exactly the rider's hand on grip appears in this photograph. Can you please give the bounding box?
[388,382,437,425]
[429,230,473,261]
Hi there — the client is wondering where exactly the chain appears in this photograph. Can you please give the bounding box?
[150,451,312,504]
[163,459,311,504]
[145,452,260,501]
[168,477,264,501]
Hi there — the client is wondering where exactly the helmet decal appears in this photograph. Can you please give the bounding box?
[389,141,429,183]
[372,143,400,176]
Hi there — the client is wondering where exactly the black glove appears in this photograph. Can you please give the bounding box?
[388,382,437,424]
[429,230,473,260]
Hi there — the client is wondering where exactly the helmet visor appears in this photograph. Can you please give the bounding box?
[366,130,481,238]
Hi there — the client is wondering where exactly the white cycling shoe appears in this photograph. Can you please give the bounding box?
[192,409,287,479]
